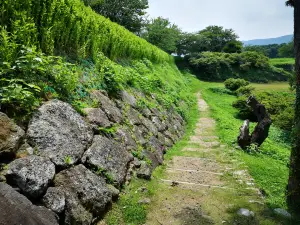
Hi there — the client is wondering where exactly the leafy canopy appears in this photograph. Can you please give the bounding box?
[176,26,241,55]
[142,17,181,54]
[84,0,149,33]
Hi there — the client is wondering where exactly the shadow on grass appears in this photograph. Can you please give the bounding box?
[174,206,214,225]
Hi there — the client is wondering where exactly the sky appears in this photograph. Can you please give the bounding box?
[147,0,293,41]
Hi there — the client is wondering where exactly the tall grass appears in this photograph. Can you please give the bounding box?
[0,0,171,63]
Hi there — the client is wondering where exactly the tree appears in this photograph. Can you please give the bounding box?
[223,40,243,53]
[84,0,148,33]
[142,17,181,54]
[278,41,294,57]
[198,26,239,52]
[176,32,210,55]
[176,26,240,55]
[286,0,300,216]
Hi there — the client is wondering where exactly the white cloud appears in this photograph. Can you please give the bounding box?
[147,0,293,40]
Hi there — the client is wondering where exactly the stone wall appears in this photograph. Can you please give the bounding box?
[0,90,185,225]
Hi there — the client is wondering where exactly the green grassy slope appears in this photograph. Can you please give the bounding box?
[0,0,194,123]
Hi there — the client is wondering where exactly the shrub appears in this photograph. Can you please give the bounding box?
[236,86,255,97]
[224,78,249,91]
[232,97,256,121]
[189,51,289,82]
[233,91,295,131]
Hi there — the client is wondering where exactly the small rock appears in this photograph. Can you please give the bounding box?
[90,90,123,123]
[16,141,34,158]
[138,187,148,193]
[6,155,55,199]
[120,90,137,108]
[83,108,112,130]
[136,161,152,180]
[126,107,142,125]
[274,208,292,219]
[138,198,151,204]
[42,187,65,214]
[132,157,142,168]
[114,128,138,152]
[237,208,255,217]
[171,181,179,187]
[108,184,120,200]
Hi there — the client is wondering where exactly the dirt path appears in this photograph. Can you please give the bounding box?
[146,93,264,225]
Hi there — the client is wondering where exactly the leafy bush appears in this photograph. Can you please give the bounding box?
[232,97,256,121]
[224,78,249,91]
[236,86,255,96]
[233,91,295,131]
[189,51,289,82]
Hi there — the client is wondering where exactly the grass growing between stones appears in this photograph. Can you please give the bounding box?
[199,81,290,209]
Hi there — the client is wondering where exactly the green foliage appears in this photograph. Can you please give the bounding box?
[270,58,294,74]
[176,26,240,55]
[98,125,118,135]
[232,97,256,121]
[243,43,293,59]
[84,0,148,33]
[189,51,289,82]
[224,78,249,91]
[198,26,239,52]
[142,17,181,54]
[236,86,255,96]
[64,155,72,165]
[0,0,170,63]
[278,41,294,58]
[222,40,243,53]
[233,90,295,131]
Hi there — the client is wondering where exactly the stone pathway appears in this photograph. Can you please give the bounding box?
[146,93,263,225]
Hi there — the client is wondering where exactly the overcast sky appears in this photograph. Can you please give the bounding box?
[147,0,293,41]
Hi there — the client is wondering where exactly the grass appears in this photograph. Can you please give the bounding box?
[252,82,291,92]
[199,81,290,209]
[270,58,294,66]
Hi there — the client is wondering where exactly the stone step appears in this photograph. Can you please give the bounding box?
[165,169,223,186]
[188,138,220,148]
[168,156,224,173]
[160,179,233,190]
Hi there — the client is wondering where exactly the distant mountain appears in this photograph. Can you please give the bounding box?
[243,34,293,46]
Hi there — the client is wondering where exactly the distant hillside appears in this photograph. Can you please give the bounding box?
[243,34,293,46]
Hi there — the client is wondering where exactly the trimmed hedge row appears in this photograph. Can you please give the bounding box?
[0,0,171,63]
[188,51,289,82]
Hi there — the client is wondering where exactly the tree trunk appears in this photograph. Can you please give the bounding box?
[287,0,300,215]
[238,120,251,149]
[237,96,272,149]
[247,96,272,146]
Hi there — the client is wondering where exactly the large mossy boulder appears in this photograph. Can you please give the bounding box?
[27,100,93,168]
[53,165,112,225]
[0,112,25,158]
[6,155,55,199]
[82,136,133,187]
[0,183,58,225]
